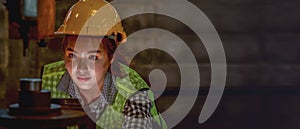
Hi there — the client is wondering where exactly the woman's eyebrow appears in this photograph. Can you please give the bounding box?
[66,48,78,53]
[88,50,101,53]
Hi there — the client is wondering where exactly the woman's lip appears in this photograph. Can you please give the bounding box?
[77,77,91,82]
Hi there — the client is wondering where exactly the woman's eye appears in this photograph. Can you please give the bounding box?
[88,55,98,61]
[68,53,77,58]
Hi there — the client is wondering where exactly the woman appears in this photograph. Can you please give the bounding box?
[41,0,166,129]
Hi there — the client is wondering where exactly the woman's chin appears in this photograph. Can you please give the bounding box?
[77,85,93,90]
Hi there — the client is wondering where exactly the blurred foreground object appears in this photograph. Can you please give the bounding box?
[0,78,94,129]
[9,78,61,115]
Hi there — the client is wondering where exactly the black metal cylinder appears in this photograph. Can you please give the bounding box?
[19,78,42,91]
[19,90,51,108]
[18,78,51,108]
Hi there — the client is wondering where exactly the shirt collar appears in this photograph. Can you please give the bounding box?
[57,71,117,105]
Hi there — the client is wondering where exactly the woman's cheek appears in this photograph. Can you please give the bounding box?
[95,61,109,79]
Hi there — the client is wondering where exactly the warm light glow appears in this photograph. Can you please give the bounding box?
[91,10,97,16]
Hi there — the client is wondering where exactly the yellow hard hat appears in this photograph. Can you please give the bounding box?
[55,0,127,43]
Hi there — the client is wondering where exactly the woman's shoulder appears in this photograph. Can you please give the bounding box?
[42,61,66,77]
[43,61,65,71]
[113,63,150,98]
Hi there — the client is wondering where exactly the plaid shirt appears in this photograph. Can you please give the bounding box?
[57,72,153,129]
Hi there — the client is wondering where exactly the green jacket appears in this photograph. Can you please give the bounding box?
[42,61,167,129]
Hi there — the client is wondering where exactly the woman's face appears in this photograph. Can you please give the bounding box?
[64,35,111,90]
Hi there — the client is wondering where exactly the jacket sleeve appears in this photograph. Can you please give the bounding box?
[122,90,153,129]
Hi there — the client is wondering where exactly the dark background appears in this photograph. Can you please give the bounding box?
[1,0,300,129]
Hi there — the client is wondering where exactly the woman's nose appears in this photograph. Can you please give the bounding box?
[76,59,88,71]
